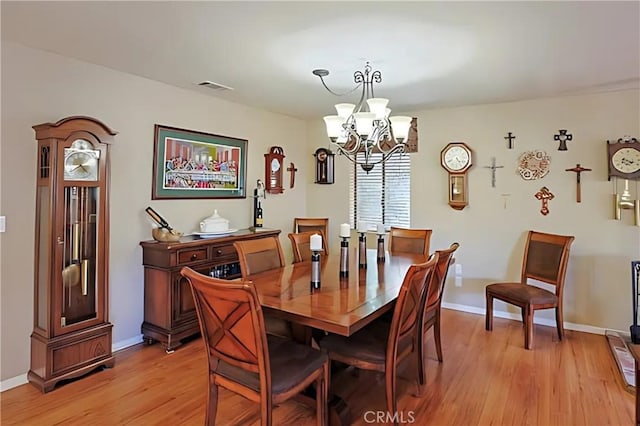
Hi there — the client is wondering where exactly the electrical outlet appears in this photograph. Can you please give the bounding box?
[454,263,462,287]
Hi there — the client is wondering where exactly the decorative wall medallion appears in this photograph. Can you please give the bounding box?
[517,150,551,180]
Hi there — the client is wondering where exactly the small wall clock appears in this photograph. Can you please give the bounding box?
[441,142,473,210]
[314,147,334,184]
[264,146,285,194]
[517,150,551,180]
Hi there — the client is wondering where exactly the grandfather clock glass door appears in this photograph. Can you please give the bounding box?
[57,184,100,333]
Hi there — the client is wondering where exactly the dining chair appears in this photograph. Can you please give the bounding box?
[485,230,575,349]
[288,230,328,262]
[234,237,291,339]
[417,243,459,385]
[293,218,329,254]
[388,226,432,256]
[318,255,439,424]
[180,267,329,426]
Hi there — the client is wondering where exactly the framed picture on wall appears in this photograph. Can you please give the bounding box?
[152,125,247,199]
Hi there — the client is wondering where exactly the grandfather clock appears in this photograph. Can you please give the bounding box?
[29,116,116,392]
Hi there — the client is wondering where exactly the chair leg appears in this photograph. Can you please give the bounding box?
[317,363,329,426]
[206,376,218,426]
[417,331,426,388]
[261,394,272,426]
[524,306,533,350]
[555,305,564,341]
[434,310,443,363]
[385,368,399,426]
[485,293,494,331]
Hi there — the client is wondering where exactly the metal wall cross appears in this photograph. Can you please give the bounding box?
[554,129,573,151]
[504,132,516,149]
[483,157,504,188]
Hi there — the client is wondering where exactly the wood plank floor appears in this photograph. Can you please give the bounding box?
[2,310,634,425]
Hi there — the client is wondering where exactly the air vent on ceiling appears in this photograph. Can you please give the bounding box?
[197,81,234,91]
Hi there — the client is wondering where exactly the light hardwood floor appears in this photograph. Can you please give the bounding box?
[2,309,634,425]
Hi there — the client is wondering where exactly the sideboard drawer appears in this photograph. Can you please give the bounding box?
[177,248,208,264]
[211,244,237,259]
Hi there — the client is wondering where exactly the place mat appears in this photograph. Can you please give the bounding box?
[606,330,635,393]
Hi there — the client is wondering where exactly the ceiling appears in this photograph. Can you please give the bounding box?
[2,1,639,120]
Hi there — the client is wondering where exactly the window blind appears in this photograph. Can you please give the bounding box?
[349,152,411,229]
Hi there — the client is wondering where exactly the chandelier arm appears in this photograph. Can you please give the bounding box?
[317,75,362,97]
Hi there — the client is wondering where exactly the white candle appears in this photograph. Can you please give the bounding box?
[310,233,323,251]
[377,223,385,234]
[340,223,351,238]
[358,221,368,233]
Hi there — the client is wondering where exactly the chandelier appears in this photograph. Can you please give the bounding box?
[313,62,412,172]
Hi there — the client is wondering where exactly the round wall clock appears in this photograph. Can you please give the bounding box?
[517,150,551,180]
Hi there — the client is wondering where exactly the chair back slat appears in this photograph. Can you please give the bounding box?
[293,218,329,254]
[388,227,432,256]
[387,254,438,361]
[522,231,574,290]
[288,230,328,262]
[234,237,285,277]
[424,243,460,309]
[181,267,270,377]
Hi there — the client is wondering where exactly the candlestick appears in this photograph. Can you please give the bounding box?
[359,232,367,269]
[340,236,349,277]
[339,223,350,238]
[310,233,323,251]
[377,234,385,262]
[310,250,321,289]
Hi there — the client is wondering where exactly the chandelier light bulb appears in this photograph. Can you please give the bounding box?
[366,98,389,119]
[323,115,343,139]
[390,116,412,142]
[335,103,355,119]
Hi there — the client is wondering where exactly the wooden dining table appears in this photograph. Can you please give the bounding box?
[248,247,428,337]
[247,247,428,425]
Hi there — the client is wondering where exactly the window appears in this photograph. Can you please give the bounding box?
[349,152,410,229]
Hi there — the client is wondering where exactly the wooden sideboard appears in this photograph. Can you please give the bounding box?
[140,228,281,352]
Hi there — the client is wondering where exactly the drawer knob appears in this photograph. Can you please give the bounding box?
[216,249,223,256]
[191,254,198,261]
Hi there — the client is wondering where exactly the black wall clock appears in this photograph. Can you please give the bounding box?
[314,147,334,184]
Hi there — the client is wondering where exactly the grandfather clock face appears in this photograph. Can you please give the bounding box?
[265,146,285,194]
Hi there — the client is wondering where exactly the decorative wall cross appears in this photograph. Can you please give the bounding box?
[554,129,573,151]
[287,162,298,189]
[535,186,555,215]
[504,132,516,149]
[483,157,504,187]
[565,163,592,203]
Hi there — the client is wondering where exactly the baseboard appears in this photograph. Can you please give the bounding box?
[0,374,27,392]
[442,302,628,336]
[1,334,144,393]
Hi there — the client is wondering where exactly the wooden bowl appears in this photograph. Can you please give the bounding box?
[152,228,183,242]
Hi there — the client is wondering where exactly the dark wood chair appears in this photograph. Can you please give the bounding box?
[318,255,439,424]
[293,218,329,254]
[288,230,328,263]
[485,230,575,350]
[180,267,329,426]
[388,226,432,256]
[234,237,291,339]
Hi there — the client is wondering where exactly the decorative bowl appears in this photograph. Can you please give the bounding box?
[152,227,183,242]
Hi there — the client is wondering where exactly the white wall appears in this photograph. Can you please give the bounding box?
[307,89,640,332]
[0,42,309,381]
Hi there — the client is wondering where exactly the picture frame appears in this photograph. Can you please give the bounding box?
[152,124,247,199]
